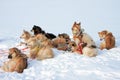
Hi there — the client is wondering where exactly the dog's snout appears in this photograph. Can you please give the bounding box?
[8,54,12,59]
[100,39,103,41]
[25,43,28,46]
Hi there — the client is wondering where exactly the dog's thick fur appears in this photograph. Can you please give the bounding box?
[1,47,27,73]
[27,34,54,60]
[31,25,56,40]
[68,41,97,57]
[72,22,96,47]
[58,33,71,44]
[98,30,115,50]
[52,37,68,51]
[20,30,32,45]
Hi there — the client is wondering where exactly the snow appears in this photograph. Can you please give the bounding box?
[0,0,120,80]
[0,36,120,80]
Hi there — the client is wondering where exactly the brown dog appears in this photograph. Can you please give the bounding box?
[52,37,68,51]
[1,47,27,73]
[98,30,115,50]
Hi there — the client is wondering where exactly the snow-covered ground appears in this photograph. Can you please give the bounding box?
[0,0,120,80]
[0,34,120,80]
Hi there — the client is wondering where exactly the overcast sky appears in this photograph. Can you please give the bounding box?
[0,0,120,40]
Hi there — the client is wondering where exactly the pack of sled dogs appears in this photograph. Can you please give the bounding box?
[0,22,116,73]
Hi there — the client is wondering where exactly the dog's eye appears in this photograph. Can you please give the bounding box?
[72,44,75,46]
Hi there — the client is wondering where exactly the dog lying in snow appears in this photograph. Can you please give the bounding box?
[31,25,56,40]
[20,30,33,46]
[27,34,54,60]
[68,41,98,57]
[0,47,27,73]
[98,30,115,50]
[51,33,71,51]
[52,37,68,51]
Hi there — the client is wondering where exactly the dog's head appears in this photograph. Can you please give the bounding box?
[31,25,44,35]
[98,30,108,40]
[58,33,70,44]
[20,30,31,39]
[67,41,77,52]
[8,47,21,59]
[72,22,84,36]
[72,22,81,35]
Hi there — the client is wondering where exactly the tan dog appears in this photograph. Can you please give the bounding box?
[72,22,96,47]
[68,41,98,57]
[20,30,32,46]
[1,47,27,73]
[27,34,54,60]
[36,34,53,47]
[98,30,115,50]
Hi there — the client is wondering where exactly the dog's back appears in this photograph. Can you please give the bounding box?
[45,33,56,40]
[81,33,96,47]
[105,32,115,49]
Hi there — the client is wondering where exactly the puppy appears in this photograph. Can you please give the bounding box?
[1,47,27,73]
[68,41,98,57]
[98,30,115,50]
[31,25,56,40]
[27,35,54,60]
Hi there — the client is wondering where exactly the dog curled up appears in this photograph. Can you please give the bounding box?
[27,34,54,60]
[52,37,68,51]
[0,47,28,73]
[68,41,98,57]
[98,30,115,50]
[31,25,56,40]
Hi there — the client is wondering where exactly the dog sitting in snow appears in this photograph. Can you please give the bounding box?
[27,34,54,60]
[68,41,97,57]
[71,22,98,56]
[98,30,115,50]
[72,22,96,46]
[31,25,56,40]
[0,47,27,73]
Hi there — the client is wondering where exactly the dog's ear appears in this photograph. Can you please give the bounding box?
[23,29,25,32]
[74,21,77,24]
[104,30,108,34]
[14,47,21,54]
[98,32,100,34]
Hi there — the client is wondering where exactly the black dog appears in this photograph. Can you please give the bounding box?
[31,25,56,40]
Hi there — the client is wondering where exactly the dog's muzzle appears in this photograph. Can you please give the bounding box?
[8,54,12,59]
[100,39,103,41]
